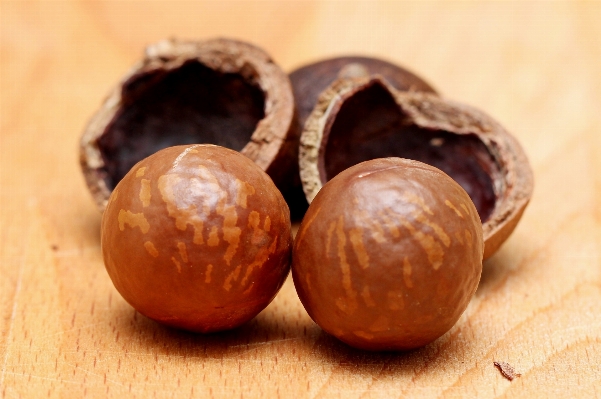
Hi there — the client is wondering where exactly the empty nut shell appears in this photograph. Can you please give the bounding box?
[101,145,292,333]
[299,76,533,259]
[81,38,295,212]
[292,158,483,351]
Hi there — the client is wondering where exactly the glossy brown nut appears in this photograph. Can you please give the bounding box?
[299,76,533,259]
[101,145,292,333]
[292,158,483,351]
[81,38,295,212]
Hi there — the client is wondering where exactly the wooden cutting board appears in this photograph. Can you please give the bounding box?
[1,1,600,398]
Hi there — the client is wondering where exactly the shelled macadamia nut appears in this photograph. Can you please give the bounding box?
[293,158,483,351]
[101,144,292,333]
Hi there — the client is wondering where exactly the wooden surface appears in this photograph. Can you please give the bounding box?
[1,1,601,398]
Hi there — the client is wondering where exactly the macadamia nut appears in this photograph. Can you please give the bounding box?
[101,145,292,333]
[292,158,483,350]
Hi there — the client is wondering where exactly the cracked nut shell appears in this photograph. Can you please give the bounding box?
[81,38,295,212]
[284,56,437,216]
[292,158,483,351]
[299,76,533,259]
[101,145,292,333]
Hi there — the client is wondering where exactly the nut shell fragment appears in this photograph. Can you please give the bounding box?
[299,76,533,259]
[81,38,295,212]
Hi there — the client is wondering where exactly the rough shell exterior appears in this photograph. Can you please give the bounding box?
[101,145,292,333]
[299,76,533,259]
[292,158,483,351]
[81,38,295,212]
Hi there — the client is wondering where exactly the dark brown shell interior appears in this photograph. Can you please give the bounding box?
[320,82,498,223]
[97,61,266,191]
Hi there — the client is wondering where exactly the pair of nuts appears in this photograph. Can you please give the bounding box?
[83,38,533,350]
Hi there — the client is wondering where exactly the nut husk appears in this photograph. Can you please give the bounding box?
[81,38,295,212]
[299,76,533,259]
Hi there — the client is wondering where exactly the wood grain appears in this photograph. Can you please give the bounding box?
[1,1,600,398]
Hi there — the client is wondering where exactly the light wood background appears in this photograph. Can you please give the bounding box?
[1,1,600,398]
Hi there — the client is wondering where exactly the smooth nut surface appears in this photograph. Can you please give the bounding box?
[292,158,483,351]
[101,145,292,333]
